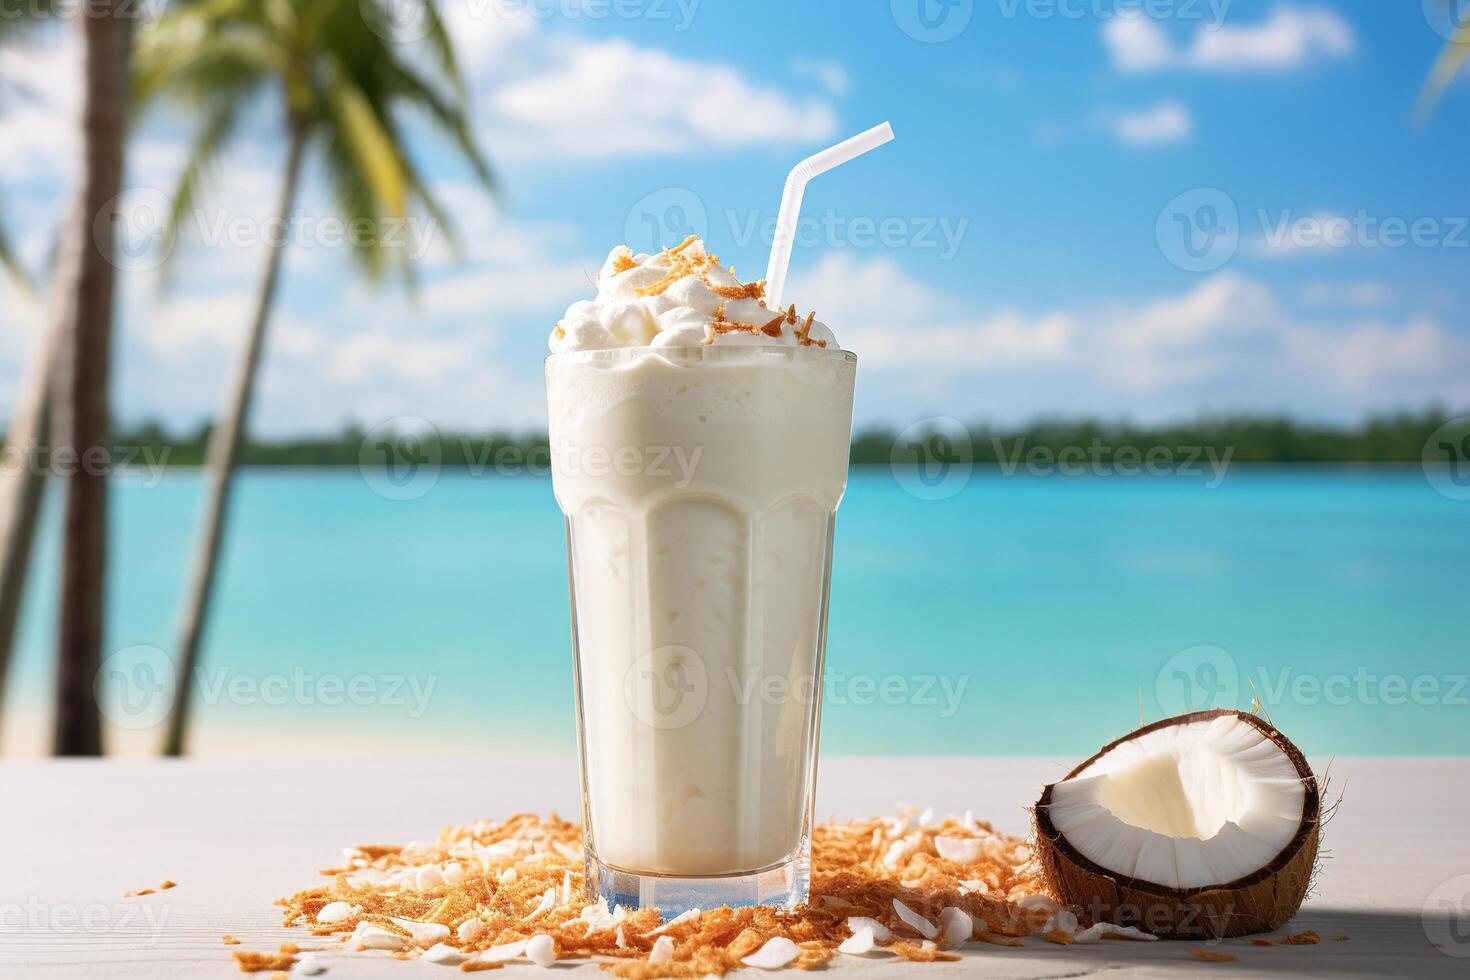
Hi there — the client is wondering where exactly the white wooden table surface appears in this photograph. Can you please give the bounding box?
[2,757,1466,978]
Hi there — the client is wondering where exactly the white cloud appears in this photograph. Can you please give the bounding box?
[1299,280,1391,307]
[789,253,1470,419]
[1103,13,1176,72]
[1104,5,1355,74]
[789,57,850,96]
[1102,101,1193,146]
[488,38,837,158]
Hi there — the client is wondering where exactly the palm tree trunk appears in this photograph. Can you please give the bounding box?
[163,118,307,757]
[0,313,59,738]
[53,3,133,755]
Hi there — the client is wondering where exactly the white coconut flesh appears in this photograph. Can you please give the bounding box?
[1046,714,1306,891]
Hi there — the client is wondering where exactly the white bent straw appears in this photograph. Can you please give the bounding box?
[764,121,896,310]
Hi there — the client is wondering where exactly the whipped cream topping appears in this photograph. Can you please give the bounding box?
[549,237,837,353]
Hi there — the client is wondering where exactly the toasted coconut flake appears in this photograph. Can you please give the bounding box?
[934,837,985,864]
[709,279,766,301]
[892,940,960,963]
[1192,948,1239,962]
[525,934,556,968]
[742,937,800,970]
[270,809,1053,976]
[837,927,877,956]
[1074,922,1157,944]
[649,907,701,935]
[480,939,528,963]
[353,924,406,952]
[425,943,464,965]
[939,907,972,946]
[316,901,357,925]
[391,917,450,948]
[846,917,894,943]
[295,953,327,975]
[231,948,296,973]
[648,935,675,967]
[892,900,939,940]
[1283,929,1320,945]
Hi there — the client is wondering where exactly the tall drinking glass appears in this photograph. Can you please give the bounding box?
[546,345,857,915]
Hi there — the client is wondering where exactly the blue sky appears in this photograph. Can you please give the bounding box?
[1,0,1468,435]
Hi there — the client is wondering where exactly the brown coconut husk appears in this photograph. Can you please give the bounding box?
[1034,708,1321,939]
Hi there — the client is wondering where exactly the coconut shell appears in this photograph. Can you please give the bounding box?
[1034,709,1320,939]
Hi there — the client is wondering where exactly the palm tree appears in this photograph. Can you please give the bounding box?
[0,0,53,743]
[132,0,494,755]
[53,0,135,754]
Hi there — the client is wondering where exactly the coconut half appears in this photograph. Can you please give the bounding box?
[1034,709,1320,939]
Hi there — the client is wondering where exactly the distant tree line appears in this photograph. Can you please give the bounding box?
[28,406,1454,468]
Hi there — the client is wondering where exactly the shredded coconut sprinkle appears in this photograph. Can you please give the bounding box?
[272,810,1059,976]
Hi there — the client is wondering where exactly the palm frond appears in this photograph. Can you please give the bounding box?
[322,58,408,218]
[384,59,496,193]
[0,212,34,293]
[408,0,467,102]
[1417,21,1470,120]
[315,122,388,282]
[132,23,278,109]
[157,97,246,287]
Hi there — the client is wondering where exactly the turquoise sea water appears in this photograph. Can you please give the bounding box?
[4,467,1466,756]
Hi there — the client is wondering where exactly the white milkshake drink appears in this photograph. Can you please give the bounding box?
[546,237,855,912]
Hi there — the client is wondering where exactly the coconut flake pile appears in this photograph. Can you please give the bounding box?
[266,809,1122,976]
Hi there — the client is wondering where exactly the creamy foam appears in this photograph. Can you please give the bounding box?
[549,238,837,353]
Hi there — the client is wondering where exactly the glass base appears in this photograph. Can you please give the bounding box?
[586,849,809,918]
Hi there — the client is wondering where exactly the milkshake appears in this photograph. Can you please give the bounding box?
[546,238,855,912]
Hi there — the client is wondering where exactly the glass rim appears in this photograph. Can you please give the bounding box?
[545,345,857,366]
